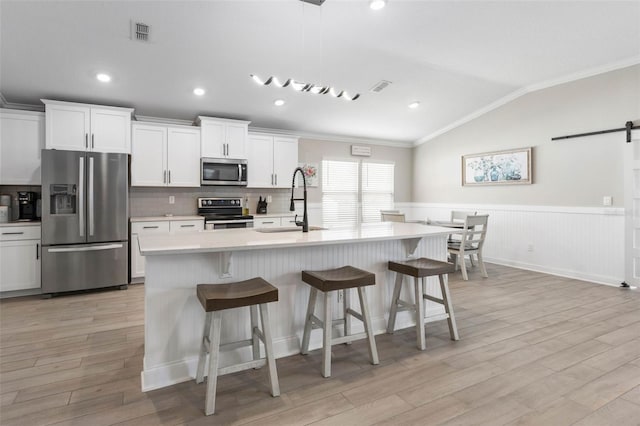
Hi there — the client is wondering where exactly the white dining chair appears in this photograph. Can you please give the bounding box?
[447,214,489,281]
[381,211,405,222]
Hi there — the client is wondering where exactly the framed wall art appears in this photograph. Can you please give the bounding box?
[462,147,532,186]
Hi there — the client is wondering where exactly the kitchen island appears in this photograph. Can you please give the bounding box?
[138,222,456,391]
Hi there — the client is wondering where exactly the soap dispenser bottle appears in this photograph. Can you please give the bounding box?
[243,195,249,216]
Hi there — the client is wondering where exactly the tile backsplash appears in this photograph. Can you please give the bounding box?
[129,186,292,217]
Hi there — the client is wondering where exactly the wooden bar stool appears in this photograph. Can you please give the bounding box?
[387,258,459,350]
[300,266,379,378]
[195,277,280,416]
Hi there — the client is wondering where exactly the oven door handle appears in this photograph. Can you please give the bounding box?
[207,219,254,225]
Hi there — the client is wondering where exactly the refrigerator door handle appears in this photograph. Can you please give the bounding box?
[79,156,85,237]
[89,156,95,236]
[47,243,124,253]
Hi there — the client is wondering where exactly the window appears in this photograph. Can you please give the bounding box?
[322,159,394,227]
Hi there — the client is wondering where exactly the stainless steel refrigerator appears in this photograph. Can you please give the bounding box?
[41,149,128,295]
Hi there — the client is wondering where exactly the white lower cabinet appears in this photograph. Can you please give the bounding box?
[0,225,41,292]
[130,218,203,279]
[253,215,297,229]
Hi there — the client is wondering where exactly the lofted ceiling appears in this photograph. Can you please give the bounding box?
[1,0,639,146]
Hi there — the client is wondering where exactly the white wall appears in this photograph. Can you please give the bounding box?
[409,65,639,286]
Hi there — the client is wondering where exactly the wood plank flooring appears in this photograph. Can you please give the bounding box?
[1,264,639,425]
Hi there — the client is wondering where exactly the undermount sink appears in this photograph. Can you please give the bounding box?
[255,226,327,233]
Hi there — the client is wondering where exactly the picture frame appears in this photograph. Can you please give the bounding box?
[462,147,532,186]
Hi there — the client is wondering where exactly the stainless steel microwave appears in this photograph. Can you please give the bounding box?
[201,158,248,186]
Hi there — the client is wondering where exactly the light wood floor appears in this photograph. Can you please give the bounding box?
[1,264,639,425]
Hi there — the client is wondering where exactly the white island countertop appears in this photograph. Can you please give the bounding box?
[138,222,456,256]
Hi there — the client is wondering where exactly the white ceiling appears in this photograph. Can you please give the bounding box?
[1,0,639,146]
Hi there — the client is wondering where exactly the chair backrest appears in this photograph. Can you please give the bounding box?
[451,210,477,223]
[381,212,406,223]
[461,214,489,251]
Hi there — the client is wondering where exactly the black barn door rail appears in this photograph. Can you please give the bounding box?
[552,121,638,143]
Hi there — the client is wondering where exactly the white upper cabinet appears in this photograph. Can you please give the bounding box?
[197,116,250,159]
[247,133,298,188]
[42,99,133,153]
[166,127,200,187]
[131,122,200,187]
[0,109,44,185]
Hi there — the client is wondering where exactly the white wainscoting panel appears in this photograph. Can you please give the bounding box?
[400,203,625,286]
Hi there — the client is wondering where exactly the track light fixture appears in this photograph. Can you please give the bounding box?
[250,74,360,101]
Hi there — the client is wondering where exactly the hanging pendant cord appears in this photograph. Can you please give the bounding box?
[552,121,638,143]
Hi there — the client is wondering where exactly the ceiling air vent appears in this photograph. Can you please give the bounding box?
[369,80,392,93]
[300,0,326,6]
[131,21,151,42]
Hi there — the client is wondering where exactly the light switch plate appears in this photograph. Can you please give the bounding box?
[169,196,175,204]
[603,196,612,206]
[266,195,272,203]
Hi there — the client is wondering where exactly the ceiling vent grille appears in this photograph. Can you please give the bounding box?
[369,80,392,93]
[131,21,151,42]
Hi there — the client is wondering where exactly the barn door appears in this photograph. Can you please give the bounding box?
[625,130,640,287]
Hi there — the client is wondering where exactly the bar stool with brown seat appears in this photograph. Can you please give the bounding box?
[387,258,459,350]
[300,266,379,378]
[195,277,280,416]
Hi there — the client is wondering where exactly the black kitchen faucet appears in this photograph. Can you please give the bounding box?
[290,167,309,232]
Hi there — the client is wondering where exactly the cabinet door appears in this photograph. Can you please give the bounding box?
[90,108,131,153]
[273,137,299,188]
[200,120,225,158]
[0,111,44,185]
[131,124,167,186]
[0,240,41,292]
[254,217,280,229]
[167,127,201,187]
[130,234,145,278]
[226,123,247,159]
[247,134,275,188]
[280,216,297,227]
[45,104,90,151]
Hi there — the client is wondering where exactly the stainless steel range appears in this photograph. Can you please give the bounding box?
[198,197,253,230]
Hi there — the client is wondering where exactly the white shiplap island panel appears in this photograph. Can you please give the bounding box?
[138,223,455,391]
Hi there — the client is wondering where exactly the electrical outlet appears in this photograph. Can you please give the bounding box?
[603,196,612,206]
[169,196,175,204]
[266,195,272,203]
[527,244,534,252]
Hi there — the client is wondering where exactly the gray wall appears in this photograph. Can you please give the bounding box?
[413,65,640,207]
[299,138,413,203]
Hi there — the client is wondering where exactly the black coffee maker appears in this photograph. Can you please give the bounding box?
[17,191,39,220]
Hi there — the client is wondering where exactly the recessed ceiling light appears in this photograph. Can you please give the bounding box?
[369,0,386,11]
[96,73,111,83]
[193,88,205,96]
[274,99,286,106]
[408,101,420,109]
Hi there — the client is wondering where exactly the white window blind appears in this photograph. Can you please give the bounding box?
[322,159,394,226]
[362,161,395,223]
[322,159,359,227]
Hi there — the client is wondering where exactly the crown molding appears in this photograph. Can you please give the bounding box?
[0,93,44,112]
[249,126,414,148]
[414,56,640,146]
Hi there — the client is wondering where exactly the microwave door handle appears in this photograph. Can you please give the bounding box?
[78,156,85,237]
[89,156,95,236]
[238,164,242,182]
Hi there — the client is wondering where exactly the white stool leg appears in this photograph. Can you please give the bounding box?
[386,273,403,333]
[259,303,280,397]
[439,274,459,341]
[301,287,318,355]
[205,311,222,416]
[357,286,379,365]
[343,288,352,342]
[196,311,212,384]
[414,277,426,350]
[250,305,260,361]
[322,291,333,378]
